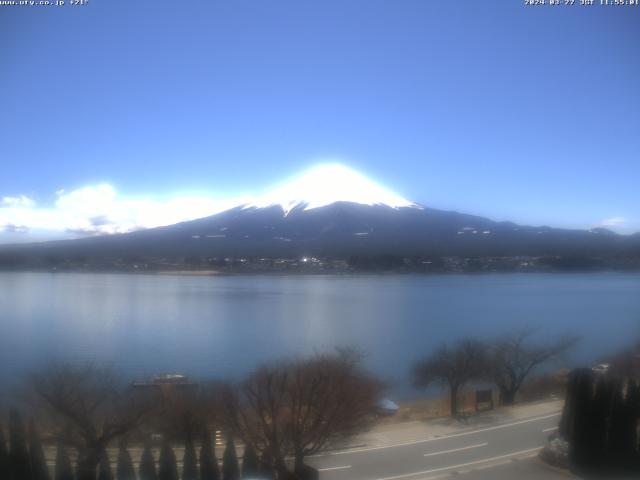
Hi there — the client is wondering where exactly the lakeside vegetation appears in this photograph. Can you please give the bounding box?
[2,351,381,480]
[2,253,640,274]
[413,330,579,416]
[0,330,586,480]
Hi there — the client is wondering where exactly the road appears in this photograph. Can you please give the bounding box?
[307,412,572,480]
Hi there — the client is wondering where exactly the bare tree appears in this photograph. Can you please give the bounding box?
[222,367,288,476]
[27,364,159,480]
[487,329,578,405]
[116,443,136,480]
[413,339,487,417]
[225,350,382,477]
[54,441,74,480]
[28,418,50,480]
[285,350,382,472]
[156,382,219,442]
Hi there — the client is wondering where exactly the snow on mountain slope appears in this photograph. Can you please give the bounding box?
[244,163,421,215]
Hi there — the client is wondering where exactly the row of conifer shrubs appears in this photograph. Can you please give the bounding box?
[0,409,277,480]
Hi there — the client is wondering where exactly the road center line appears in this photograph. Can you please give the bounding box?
[542,426,558,433]
[423,442,488,457]
[375,446,543,480]
[311,412,560,457]
[318,465,352,472]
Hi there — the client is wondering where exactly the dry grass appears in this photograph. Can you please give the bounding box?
[379,389,498,423]
[382,374,568,424]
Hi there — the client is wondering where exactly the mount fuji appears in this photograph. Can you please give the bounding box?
[1,164,639,269]
[243,163,420,214]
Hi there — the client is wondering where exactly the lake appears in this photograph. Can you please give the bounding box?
[1,272,639,398]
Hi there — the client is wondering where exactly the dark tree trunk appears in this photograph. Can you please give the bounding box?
[609,379,636,472]
[77,449,100,480]
[9,410,32,480]
[500,388,516,406]
[28,420,51,480]
[588,377,615,470]
[567,369,596,471]
[274,456,289,479]
[117,446,136,480]
[258,451,275,480]
[0,426,8,480]
[98,449,114,480]
[241,444,260,478]
[54,443,74,480]
[450,384,459,417]
[293,450,304,474]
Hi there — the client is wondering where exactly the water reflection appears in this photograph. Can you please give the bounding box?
[0,272,638,397]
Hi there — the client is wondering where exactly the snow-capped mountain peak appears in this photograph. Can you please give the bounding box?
[245,163,420,215]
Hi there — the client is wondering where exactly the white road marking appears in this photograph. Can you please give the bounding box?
[456,459,513,474]
[423,442,488,457]
[375,446,543,480]
[318,465,352,472]
[543,426,558,433]
[311,412,560,457]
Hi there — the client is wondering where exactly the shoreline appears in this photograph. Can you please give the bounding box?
[1,267,640,276]
[153,270,222,276]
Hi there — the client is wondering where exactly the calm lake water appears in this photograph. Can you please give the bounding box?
[1,272,639,398]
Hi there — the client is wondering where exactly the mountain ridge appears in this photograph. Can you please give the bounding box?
[1,164,638,270]
[1,201,638,264]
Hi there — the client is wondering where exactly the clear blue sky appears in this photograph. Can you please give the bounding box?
[1,0,639,241]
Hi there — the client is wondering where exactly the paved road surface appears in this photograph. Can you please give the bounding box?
[440,457,575,479]
[307,411,571,480]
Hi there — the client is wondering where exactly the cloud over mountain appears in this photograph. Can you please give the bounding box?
[0,184,248,243]
[1,164,637,245]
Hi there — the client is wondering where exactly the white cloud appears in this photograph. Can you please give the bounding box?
[1,195,36,208]
[593,216,640,234]
[600,216,627,228]
[0,184,249,241]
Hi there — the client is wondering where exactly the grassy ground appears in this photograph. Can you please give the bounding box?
[385,372,568,423]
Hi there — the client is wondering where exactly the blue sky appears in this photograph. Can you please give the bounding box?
[1,0,639,242]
